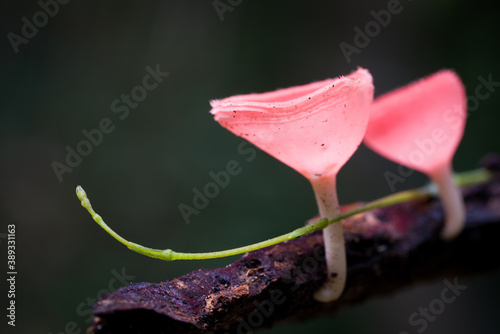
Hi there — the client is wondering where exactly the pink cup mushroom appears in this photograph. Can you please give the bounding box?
[364,70,467,240]
[210,68,374,302]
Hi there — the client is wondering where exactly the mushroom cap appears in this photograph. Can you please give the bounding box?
[210,68,374,179]
[364,70,467,174]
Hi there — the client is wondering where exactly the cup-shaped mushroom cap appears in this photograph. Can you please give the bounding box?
[364,70,467,174]
[210,68,374,179]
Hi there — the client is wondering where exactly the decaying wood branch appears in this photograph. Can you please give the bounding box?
[89,155,500,334]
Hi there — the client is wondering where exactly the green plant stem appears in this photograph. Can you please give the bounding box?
[76,168,491,262]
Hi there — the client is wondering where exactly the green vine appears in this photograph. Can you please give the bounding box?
[76,168,491,261]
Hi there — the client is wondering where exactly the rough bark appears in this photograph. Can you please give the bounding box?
[89,155,500,334]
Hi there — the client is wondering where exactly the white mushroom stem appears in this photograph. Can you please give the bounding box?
[310,173,346,302]
[430,164,466,241]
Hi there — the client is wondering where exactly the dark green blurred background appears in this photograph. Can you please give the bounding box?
[1,1,499,333]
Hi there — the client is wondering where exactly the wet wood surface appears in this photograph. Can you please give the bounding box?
[90,156,500,334]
